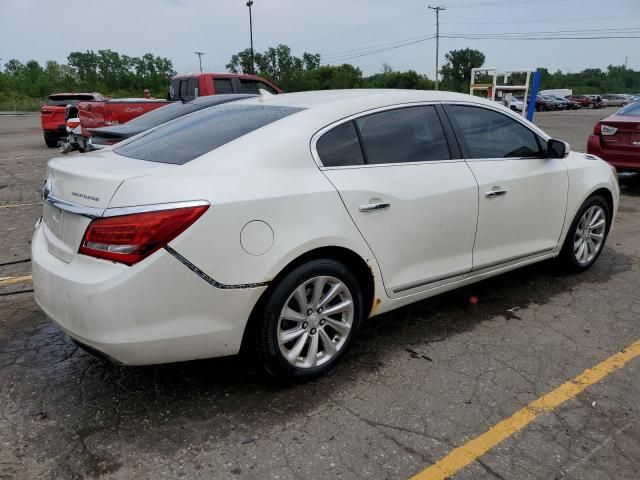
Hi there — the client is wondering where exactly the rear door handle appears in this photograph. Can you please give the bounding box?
[485,189,508,198]
[359,202,390,212]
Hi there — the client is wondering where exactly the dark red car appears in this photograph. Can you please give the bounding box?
[587,101,640,172]
[40,92,103,147]
[168,72,283,100]
[566,95,604,109]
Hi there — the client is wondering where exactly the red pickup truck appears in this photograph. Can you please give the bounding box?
[77,73,283,149]
[77,98,169,148]
[40,92,104,147]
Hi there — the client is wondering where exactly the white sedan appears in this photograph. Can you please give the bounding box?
[33,89,619,379]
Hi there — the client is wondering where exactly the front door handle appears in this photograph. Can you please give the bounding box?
[359,202,390,212]
[485,189,508,198]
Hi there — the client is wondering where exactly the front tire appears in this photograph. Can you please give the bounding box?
[558,195,610,272]
[43,132,58,148]
[256,259,363,381]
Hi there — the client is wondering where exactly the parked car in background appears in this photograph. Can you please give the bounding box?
[494,96,523,112]
[541,95,568,110]
[169,72,282,101]
[557,96,581,110]
[88,94,256,150]
[529,95,556,111]
[40,92,104,147]
[601,94,629,107]
[622,94,640,106]
[33,90,618,379]
[588,101,640,172]
[566,95,604,109]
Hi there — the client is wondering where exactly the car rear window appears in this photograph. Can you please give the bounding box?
[47,95,94,106]
[618,102,640,116]
[114,104,303,164]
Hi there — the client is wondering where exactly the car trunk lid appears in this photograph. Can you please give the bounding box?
[43,150,170,262]
[599,114,640,153]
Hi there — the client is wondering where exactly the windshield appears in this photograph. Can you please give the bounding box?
[114,103,303,165]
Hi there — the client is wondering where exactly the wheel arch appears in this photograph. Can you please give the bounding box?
[239,245,376,355]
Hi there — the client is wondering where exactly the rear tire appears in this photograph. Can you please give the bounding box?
[256,259,363,381]
[43,132,58,148]
[558,195,611,272]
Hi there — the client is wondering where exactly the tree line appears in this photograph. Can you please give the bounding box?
[1,46,639,110]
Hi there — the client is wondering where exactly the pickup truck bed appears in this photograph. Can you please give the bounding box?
[78,98,169,141]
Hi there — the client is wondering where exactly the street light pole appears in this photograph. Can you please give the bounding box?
[246,1,255,74]
[428,5,445,91]
[194,51,205,73]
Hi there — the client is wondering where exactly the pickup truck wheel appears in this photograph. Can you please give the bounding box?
[43,133,58,148]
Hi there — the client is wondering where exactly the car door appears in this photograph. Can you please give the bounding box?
[316,105,479,297]
[444,103,568,270]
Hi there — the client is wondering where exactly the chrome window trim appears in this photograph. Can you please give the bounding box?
[310,100,552,170]
[310,101,452,169]
[44,196,210,219]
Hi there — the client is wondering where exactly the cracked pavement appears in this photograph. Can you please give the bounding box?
[0,110,639,479]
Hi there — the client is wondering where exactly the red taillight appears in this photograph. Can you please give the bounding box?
[104,110,119,126]
[593,123,601,135]
[78,205,209,265]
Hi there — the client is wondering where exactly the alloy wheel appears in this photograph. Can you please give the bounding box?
[277,275,354,369]
[573,205,606,265]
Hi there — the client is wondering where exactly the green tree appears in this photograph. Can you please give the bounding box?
[440,48,486,92]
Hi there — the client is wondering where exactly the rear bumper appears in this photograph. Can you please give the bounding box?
[587,135,640,172]
[31,224,266,365]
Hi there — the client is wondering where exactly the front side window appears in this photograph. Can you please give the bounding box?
[316,121,365,167]
[356,106,451,164]
[186,78,198,97]
[446,105,544,159]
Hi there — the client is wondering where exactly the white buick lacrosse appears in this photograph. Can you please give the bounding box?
[33,89,619,379]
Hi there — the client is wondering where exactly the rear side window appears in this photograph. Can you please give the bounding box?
[356,106,451,164]
[186,78,198,97]
[316,121,365,167]
[214,78,234,94]
[114,104,303,165]
[446,105,544,159]
[618,102,640,116]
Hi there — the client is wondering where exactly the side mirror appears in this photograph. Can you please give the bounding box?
[547,139,569,159]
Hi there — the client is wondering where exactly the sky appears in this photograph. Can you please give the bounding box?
[1,0,639,79]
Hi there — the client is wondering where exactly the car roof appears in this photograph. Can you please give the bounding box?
[233,89,489,110]
[188,94,257,106]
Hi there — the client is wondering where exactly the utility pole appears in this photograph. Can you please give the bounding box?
[194,51,205,73]
[428,5,445,90]
[246,1,255,74]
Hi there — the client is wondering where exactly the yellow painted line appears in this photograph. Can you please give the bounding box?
[0,275,32,286]
[0,202,42,209]
[411,338,640,480]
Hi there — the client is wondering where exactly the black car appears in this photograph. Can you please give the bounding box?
[88,94,257,150]
[554,96,581,110]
